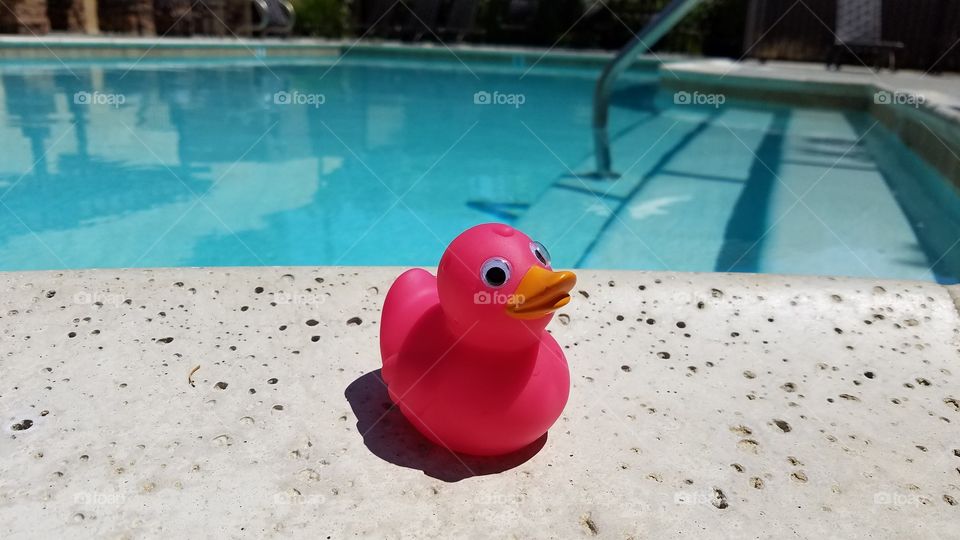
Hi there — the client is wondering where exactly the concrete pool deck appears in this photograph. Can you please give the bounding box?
[1,267,958,538]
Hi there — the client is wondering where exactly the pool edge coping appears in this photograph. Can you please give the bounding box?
[0,35,671,68]
[947,284,960,317]
[660,60,960,190]
[2,266,957,347]
[3,265,956,291]
[2,265,959,537]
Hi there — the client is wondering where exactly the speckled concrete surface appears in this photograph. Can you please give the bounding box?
[1,267,958,539]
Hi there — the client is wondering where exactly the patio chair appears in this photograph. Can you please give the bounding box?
[153,0,197,35]
[252,0,296,37]
[827,0,904,71]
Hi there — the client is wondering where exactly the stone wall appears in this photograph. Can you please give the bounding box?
[46,0,89,32]
[0,0,251,36]
[98,0,155,35]
[154,0,250,37]
[0,0,51,34]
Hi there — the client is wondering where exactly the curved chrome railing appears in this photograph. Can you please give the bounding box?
[252,0,296,34]
[252,0,270,32]
[592,0,704,177]
[279,0,296,34]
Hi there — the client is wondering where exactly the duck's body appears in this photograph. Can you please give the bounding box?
[379,224,576,456]
[381,269,570,456]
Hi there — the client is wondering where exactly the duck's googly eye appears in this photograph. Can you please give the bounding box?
[530,241,551,266]
[480,257,511,288]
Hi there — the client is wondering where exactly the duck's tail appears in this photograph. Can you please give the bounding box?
[379,268,439,382]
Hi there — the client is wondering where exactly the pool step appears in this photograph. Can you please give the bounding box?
[754,113,937,281]
[520,106,941,280]
[519,109,767,271]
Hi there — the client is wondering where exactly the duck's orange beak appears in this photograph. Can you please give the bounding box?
[506,266,577,320]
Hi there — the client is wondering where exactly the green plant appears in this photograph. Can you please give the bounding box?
[292,0,351,38]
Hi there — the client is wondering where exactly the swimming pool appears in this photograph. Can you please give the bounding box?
[1,52,958,282]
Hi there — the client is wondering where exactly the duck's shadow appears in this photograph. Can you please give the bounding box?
[344,369,546,482]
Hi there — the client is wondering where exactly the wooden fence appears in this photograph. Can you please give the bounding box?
[743,0,960,72]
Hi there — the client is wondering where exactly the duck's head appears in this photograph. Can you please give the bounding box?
[437,223,576,352]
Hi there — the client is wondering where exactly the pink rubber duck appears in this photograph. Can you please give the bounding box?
[379,223,577,456]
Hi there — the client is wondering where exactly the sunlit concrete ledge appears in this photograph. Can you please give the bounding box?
[1,267,958,537]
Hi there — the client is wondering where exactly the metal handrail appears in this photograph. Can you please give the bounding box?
[251,0,296,34]
[252,0,270,32]
[592,0,705,177]
[279,0,296,34]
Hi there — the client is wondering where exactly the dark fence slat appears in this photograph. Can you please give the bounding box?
[744,0,960,71]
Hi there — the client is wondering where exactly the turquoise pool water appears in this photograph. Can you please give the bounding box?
[1,55,958,282]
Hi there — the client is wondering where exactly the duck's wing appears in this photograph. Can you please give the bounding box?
[379,268,439,376]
